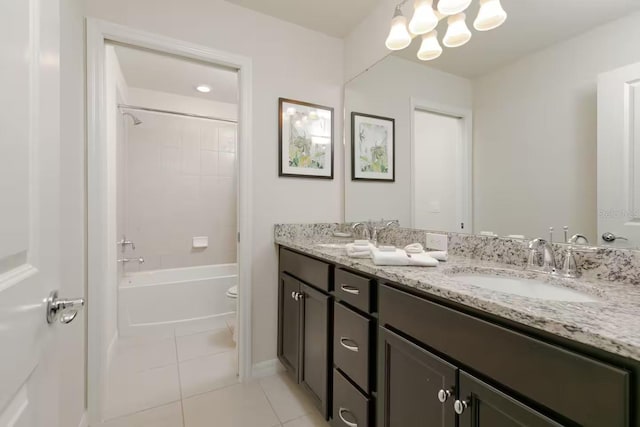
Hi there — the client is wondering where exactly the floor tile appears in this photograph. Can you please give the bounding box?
[179,350,238,397]
[176,328,235,362]
[102,402,184,427]
[182,381,280,427]
[111,336,177,373]
[260,372,316,423]
[106,364,181,419]
[283,412,330,427]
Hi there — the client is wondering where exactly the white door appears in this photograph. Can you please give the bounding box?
[413,109,466,232]
[598,62,640,248]
[0,0,79,425]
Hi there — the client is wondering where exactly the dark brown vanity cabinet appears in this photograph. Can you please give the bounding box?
[278,249,332,419]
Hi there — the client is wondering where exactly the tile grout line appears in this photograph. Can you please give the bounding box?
[257,377,287,426]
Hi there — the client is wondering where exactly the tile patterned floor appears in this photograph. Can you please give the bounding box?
[102,318,329,427]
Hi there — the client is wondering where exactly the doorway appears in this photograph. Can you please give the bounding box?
[411,101,472,233]
[87,20,253,426]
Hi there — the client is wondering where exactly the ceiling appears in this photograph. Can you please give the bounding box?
[394,0,640,78]
[225,0,379,38]
[113,44,238,104]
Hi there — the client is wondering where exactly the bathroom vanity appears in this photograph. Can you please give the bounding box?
[276,231,640,427]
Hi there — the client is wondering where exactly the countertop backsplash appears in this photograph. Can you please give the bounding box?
[274,223,640,286]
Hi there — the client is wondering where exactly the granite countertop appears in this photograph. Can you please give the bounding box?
[276,236,640,362]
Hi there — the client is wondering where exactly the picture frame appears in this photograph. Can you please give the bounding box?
[279,98,334,179]
[351,112,395,181]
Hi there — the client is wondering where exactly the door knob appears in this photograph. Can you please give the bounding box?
[454,399,470,415]
[602,232,628,242]
[46,290,85,324]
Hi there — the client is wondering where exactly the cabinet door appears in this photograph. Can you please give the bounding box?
[379,328,457,427]
[300,283,331,419]
[278,273,301,382]
[457,372,563,427]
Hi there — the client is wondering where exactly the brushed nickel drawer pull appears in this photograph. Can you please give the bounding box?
[340,284,360,295]
[340,337,359,352]
[338,407,358,427]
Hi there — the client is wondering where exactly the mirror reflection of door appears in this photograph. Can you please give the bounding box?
[598,62,640,248]
[413,109,469,233]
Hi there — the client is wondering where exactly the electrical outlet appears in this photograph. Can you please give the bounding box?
[426,233,448,251]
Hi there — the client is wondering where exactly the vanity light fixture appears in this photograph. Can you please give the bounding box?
[443,13,472,48]
[409,0,439,35]
[385,5,412,50]
[385,0,507,61]
[474,0,507,31]
[195,84,211,93]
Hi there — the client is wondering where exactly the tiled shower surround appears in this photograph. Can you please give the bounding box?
[124,111,237,271]
[274,223,640,286]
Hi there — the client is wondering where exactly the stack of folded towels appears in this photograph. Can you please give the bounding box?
[345,241,447,267]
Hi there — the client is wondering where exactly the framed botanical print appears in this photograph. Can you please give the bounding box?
[351,112,395,181]
[279,98,334,179]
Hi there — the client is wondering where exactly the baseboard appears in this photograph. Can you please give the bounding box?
[251,358,285,379]
[78,412,88,427]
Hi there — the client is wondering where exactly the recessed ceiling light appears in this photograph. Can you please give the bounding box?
[196,85,211,93]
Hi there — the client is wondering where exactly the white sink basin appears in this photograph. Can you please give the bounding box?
[453,274,597,302]
[315,243,348,249]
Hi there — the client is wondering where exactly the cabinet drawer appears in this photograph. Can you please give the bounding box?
[334,268,373,313]
[334,302,373,392]
[280,248,331,292]
[379,284,630,427]
[331,369,371,427]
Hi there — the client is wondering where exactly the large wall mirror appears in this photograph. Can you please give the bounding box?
[344,1,640,248]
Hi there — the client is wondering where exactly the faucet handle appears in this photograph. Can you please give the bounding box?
[560,247,581,278]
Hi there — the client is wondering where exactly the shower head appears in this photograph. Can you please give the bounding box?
[122,111,142,126]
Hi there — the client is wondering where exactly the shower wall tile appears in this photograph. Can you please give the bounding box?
[125,111,237,271]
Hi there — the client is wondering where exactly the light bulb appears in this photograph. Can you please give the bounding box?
[409,0,438,35]
[417,30,442,61]
[474,0,507,31]
[443,13,471,48]
[437,0,472,15]
[385,8,412,50]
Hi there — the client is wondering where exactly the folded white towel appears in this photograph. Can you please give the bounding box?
[371,248,439,267]
[425,251,448,261]
[346,243,373,259]
[378,245,396,252]
[353,240,370,247]
[404,243,424,254]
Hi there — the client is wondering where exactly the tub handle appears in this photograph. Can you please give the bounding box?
[118,257,145,264]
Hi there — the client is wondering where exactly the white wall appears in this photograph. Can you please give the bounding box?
[345,55,472,225]
[124,106,237,271]
[87,0,345,365]
[472,11,640,242]
[59,0,87,425]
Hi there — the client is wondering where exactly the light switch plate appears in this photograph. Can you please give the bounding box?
[426,233,448,251]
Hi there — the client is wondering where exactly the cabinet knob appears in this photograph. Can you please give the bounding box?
[291,291,296,299]
[437,388,452,403]
[291,292,304,301]
[454,399,470,415]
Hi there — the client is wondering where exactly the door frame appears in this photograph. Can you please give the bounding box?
[409,97,473,233]
[86,19,253,424]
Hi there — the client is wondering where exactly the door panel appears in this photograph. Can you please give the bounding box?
[379,328,456,427]
[598,62,640,247]
[278,273,301,381]
[0,0,60,424]
[300,283,330,418]
[457,372,563,427]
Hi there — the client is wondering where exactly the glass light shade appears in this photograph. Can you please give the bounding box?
[474,0,507,31]
[385,13,412,50]
[417,30,442,61]
[437,0,472,15]
[443,13,471,48]
[409,0,438,35]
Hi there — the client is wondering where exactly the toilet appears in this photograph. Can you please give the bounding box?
[226,285,238,343]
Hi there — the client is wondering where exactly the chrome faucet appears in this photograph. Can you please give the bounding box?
[351,222,371,241]
[371,220,400,247]
[527,238,557,273]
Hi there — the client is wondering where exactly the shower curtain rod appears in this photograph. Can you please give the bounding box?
[118,104,238,124]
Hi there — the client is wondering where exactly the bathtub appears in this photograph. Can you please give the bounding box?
[118,263,237,336]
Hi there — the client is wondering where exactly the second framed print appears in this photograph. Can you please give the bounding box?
[351,112,395,181]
